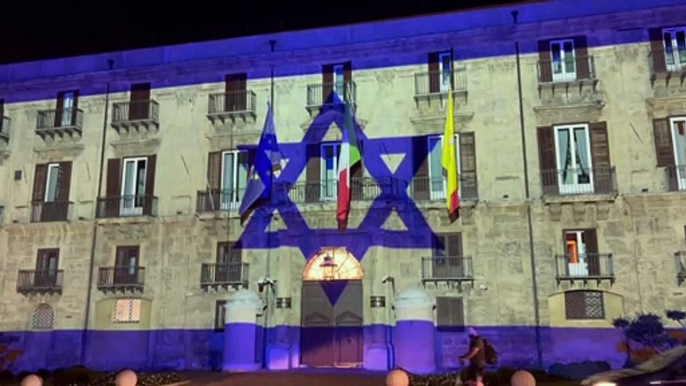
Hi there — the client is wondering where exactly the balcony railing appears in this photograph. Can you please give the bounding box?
[554,253,614,282]
[200,262,250,288]
[208,90,257,117]
[273,177,400,204]
[541,167,616,196]
[537,55,596,83]
[97,266,145,289]
[306,81,356,108]
[0,116,10,141]
[675,252,686,285]
[36,108,83,134]
[30,200,72,223]
[414,68,468,97]
[650,47,686,75]
[112,100,159,125]
[664,165,686,192]
[96,195,158,218]
[17,270,64,292]
[409,173,479,202]
[196,188,246,213]
[421,257,474,282]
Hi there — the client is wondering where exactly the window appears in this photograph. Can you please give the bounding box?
[663,28,686,72]
[550,39,576,82]
[31,304,54,330]
[224,73,248,112]
[220,150,249,211]
[31,162,72,222]
[121,157,147,215]
[45,164,59,202]
[215,242,243,283]
[35,249,59,287]
[564,291,604,320]
[58,91,77,127]
[438,52,452,93]
[113,298,142,323]
[670,118,686,190]
[321,143,340,201]
[562,229,600,277]
[431,233,467,279]
[554,124,593,194]
[436,297,465,331]
[653,117,686,191]
[333,64,345,97]
[115,246,140,285]
[427,134,461,200]
[215,300,227,331]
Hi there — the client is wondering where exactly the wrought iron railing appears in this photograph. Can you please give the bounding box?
[36,108,83,131]
[96,195,158,218]
[97,266,145,288]
[421,257,473,280]
[208,90,257,115]
[306,81,357,107]
[554,253,614,280]
[200,263,250,286]
[17,270,64,291]
[30,200,72,222]
[409,173,478,202]
[112,100,159,124]
[537,55,596,83]
[414,68,468,96]
[540,166,616,196]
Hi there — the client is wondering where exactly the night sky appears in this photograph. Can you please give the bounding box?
[1,0,528,65]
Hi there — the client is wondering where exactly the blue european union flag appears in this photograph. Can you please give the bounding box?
[238,102,283,224]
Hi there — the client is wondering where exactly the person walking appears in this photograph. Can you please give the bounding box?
[459,328,486,386]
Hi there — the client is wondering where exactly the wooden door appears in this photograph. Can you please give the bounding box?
[35,249,59,287]
[301,282,335,367]
[334,280,363,366]
[129,83,151,121]
[115,246,139,285]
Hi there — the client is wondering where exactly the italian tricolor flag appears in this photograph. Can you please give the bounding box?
[337,90,362,232]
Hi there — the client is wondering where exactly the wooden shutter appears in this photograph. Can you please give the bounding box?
[537,40,552,83]
[343,61,353,101]
[231,241,243,263]
[71,90,80,125]
[225,73,247,112]
[129,83,151,120]
[584,229,600,276]
[411,136,430,201]
[428,52,440,93]
[447,233,463,257]
[305,144,321,203]
[322,65,334,104]
[653,118,675,166]
[54,92,65,128]
[436,297,464,329]
[144,155,157,215]
[649,28,667,73]
[32,164,47,202]
[537,126,558,194]
[460,132,477,199]
[589,122,612,194]
[56,162,72,201]
[105,158,121,217]
[574,36,590,79]
[207,151,222,191]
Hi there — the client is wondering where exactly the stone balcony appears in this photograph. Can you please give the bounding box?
[200,262,249,290]
[97,266,145,292]
[207,90,257,124]
[35,108,83,140]
[554,253,614,285]
[16,270,64,294]
[111,100,159,134]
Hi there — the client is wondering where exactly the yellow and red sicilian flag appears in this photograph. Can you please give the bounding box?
[441,91,460,223]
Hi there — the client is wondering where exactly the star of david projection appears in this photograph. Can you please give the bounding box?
[238,94,441,304]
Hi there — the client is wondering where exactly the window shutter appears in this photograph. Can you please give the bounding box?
[32,164,47,202]
[428,52,440,93]
[343,61,352,83]
[225,74,247,112]
[71,90,80,125]
[231,241,243,263]
[322,65,334,104]
[412,136,430,201]
[145,155,157,197]
[207,151,222,191]
[649,28,667,73]
[56,162,72,201]
[537,40,552,83]
[305,144,321,203]
[436,297,450,326]
[451,298,465,328]
[447,233,463,257]
[583,229,600,276]
[573,36,590,79]
[653,118,675,167]
[460,132,478,199]
[589,122,612,194]
[105,158,122,217]
[54,92,65,127]
[537,126,558,194]
[129,83,151,121]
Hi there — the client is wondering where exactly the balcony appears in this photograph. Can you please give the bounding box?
[97,266,145,291]
[649,47,686,83]
[111,100,159,133]
[537,55,598,91]
[30,201,73,223]
[273,177,400,205]
[554,253,614,284]
[207,90,257,123]
[196,188,245,213]
[96,195,158,219]
[200,262,250,290]
[409,174,479,203]
[0,116,9,143]
[305,81,356,114]
[421,257,474,284]
[413,68,468,100]
[35,108,83,139]
[541,167,617,198]
[676,252,686,285]
[16,270,64,294]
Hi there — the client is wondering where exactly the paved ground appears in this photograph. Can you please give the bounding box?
[180,370,387,386]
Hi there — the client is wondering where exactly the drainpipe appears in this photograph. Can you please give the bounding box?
[511,11,544,368]
[80,58,114,365]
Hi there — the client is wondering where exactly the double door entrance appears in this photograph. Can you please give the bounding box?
[300,281,363,368]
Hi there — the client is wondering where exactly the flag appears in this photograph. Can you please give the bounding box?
[336,88,362,232]
[238,102,283,224]
[441,91,459,223]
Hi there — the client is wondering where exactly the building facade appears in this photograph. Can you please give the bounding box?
[1,0,686,374]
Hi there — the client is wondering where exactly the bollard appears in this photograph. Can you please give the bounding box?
[115,370,138,386]
[386,368,410,386]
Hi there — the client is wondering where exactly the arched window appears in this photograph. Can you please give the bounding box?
[564,290,604,320]
[302,248,363,281]
[31,304,54,330]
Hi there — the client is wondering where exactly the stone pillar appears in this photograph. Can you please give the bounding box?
[267,250,293,370]
[393,288,435,374]
[222,289,263,372]
[365,295,389,370]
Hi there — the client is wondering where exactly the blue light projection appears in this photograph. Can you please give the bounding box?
[238,98,439,304]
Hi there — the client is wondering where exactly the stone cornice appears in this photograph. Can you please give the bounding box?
[646,95,686,118]
[533,101,605,126]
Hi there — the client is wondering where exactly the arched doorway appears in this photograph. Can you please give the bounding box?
[301,247,364,368]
